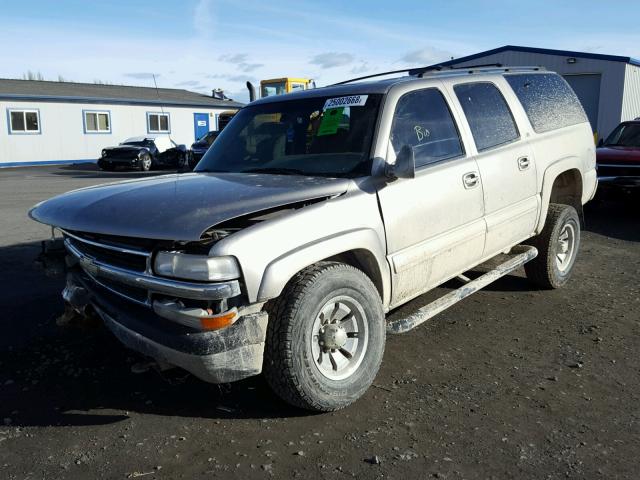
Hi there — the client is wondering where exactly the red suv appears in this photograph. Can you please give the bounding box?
[597,120,640,189]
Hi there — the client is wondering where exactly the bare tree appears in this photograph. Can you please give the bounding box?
[23,70,45,81]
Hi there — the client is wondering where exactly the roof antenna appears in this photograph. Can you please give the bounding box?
[152,73,171,142]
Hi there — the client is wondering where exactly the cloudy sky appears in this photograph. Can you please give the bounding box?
[2,0,640,102]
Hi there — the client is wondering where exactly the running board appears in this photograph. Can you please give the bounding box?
[387,245,538,334]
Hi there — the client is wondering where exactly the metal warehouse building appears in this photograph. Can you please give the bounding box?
[432,45,640,141]
[0,79,243,167]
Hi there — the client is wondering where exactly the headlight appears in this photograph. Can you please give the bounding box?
[154,251,240,281]
[101,150,107,157]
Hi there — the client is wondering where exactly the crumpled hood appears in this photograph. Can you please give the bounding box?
[596,146,640,164]
[104,145,147,152]
[30,172,351,241]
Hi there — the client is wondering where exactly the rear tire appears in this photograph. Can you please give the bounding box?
[263,262,385,412]
[525,203,581,289]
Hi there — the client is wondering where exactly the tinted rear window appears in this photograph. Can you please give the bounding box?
[505,73,588,133]
[454,82,519,151]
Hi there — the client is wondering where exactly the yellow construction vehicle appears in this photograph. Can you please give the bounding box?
[247,77,315,102]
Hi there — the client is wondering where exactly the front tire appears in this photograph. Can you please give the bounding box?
[525,203,581,289]
[263,262,385,412]
[139,153,152,172]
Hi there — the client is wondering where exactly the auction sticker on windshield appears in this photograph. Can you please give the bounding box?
[317,107,344,136]
[323,95,368,111]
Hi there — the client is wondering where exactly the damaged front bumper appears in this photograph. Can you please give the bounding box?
[65,272,268,384]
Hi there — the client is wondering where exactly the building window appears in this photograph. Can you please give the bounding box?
[8,109,40,134]
[147,112,170,133]
[83,110,111,133]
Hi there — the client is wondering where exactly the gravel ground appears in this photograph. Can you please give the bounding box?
[0,165,639,479]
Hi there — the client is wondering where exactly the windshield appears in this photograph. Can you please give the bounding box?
[122,140,154,148]
[604,123,640,147]
[195,94,382,178]
[197,131,219,145]
[261,82,287,97]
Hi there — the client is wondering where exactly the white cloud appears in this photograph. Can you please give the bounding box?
[124,72,161,80]
[174,80,201,87]
[219,53,248,63]
[350,62,372,75]
[193,0,215,39]
[400,47,455,66]
[310,52,354,69]
[238,63,263,72]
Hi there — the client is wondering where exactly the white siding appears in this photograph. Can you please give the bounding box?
[449,51,627,139]
[622,64,640,122]
[0,101,235,165]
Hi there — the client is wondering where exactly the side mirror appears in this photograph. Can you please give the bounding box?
[385,145,415,180]
[597,138,604,148]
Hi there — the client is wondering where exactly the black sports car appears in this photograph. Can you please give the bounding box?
[98,136,188,171]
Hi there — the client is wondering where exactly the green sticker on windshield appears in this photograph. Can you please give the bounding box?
[317,107,344,136]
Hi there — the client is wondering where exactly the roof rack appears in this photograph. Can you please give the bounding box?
[411,64,546,77]
[330,64,547,87]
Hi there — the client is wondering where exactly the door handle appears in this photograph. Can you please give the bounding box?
[517,156,530,171]
[462,172,479,189]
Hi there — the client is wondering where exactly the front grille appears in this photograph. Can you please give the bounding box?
[62,230,241,308]
[68,238,148,272]
[63,230,153,305]
[105,149,139,160]
[598,164,640,178]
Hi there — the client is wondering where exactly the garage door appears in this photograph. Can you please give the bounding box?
[563,74,601,135]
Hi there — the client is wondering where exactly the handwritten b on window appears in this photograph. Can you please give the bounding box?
[414,126,430,142]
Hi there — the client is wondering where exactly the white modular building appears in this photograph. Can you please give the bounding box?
[0,79,243,167]
[429,45,640,141]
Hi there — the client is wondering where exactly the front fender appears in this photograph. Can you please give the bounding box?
[257,227,390,307]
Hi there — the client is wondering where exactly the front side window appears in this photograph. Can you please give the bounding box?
[147,113,170,133]
[505,73,587,133]
[84,110,111,133]
[8,109,40,134]
[454,82,519,151]
[195,94,382,177]
[390,88,464,168]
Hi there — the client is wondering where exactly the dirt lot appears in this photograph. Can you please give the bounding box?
[1,165,639,479]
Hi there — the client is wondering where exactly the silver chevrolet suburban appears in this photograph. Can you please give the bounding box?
[30,66,597,412]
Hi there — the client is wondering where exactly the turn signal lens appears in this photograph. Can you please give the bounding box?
[200,310,238,331]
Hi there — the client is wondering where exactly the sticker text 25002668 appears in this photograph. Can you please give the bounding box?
[323,95,368,110]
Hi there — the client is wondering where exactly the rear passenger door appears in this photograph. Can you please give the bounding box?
[450,80,538,257]
[377,86,485,308]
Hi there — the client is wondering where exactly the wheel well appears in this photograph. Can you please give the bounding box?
[549,169,584,225]
[323,249,384,300]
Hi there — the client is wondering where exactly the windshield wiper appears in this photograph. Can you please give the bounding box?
[241,167,308,176]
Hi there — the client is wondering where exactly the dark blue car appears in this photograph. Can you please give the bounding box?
[185,130,220,170]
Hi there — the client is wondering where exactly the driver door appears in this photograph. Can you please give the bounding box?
[377,87,486,308]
